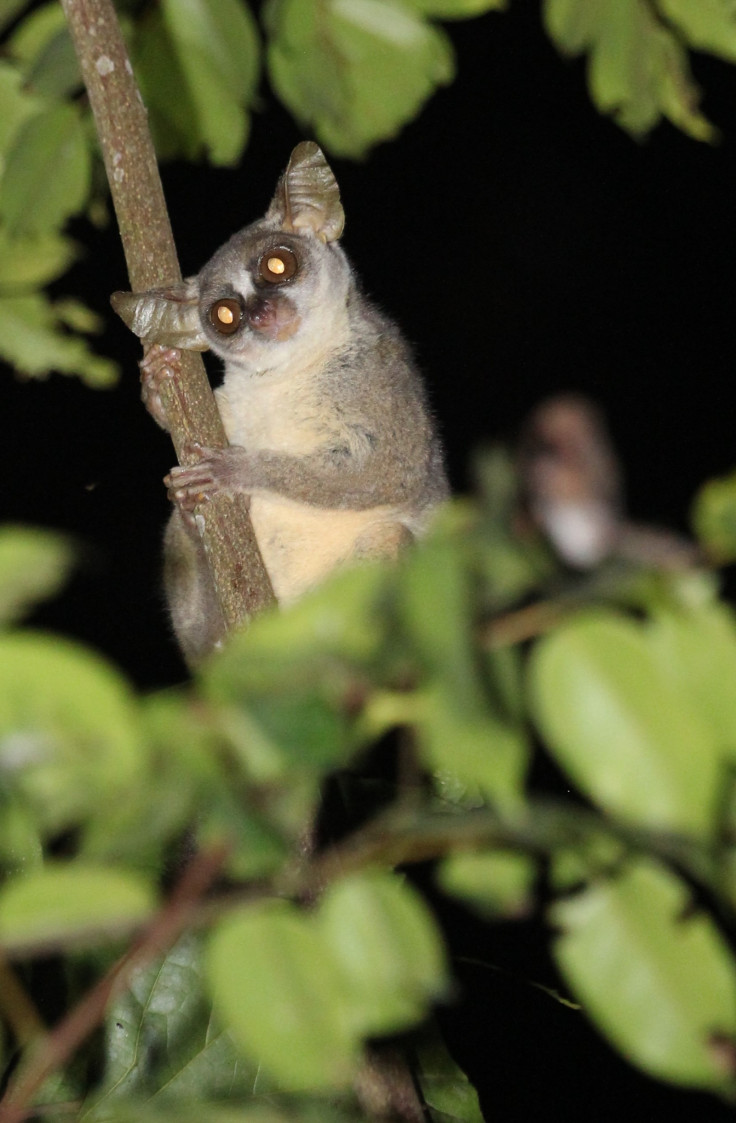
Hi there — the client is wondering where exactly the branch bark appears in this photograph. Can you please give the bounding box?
[60,0,275,638]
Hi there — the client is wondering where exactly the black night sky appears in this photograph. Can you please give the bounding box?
[4,1,736,1117]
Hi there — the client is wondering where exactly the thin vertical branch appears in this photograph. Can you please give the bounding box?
[59,0,275,635]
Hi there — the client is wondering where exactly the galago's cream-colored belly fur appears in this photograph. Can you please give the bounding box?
[216,369,403,605]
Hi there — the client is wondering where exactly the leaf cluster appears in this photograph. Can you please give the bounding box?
[3,0,736,385]
[3,459,736,1116]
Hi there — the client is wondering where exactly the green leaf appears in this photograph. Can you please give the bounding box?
[0,228,77,290]
[0,632,144,834]
[543,0,603,52]
[438,851,535,918]
[692,469,736,562]
[92,933,258,1110]
[528,610,721,835]
[205,560,390,696]
[658,0,736,63]
[0,862,156,955]
[206,901,358,1091]
[6,1,80,97]
[414,1032,484,1123]
[245,690,352,773]
[647,602,736,757]
[266,0,455,158]
[196,788,289,880]
[318,871,449,1035]
[0,102,91,235]
[398,536,528,806]
[0,60,42,154]
[0,794,42,875]
[53,296,104,333]
[84,689,288,878]
[0,293,118,384]
[6,1,65,64]
[155,0,260,165]
[543,0,715,141]
[131,9,200,163]
[417,683,528,809]
[550,859,736,1093]
[198,682,354,835]
[468,448,556,610]
[0,525,75,625]
[163,0,259,103]
[0,0,33,36]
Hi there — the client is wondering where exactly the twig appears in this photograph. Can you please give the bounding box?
[482,597,567,648]
[0,844,229,1123]
[59,0,275,636]
[0,955,45,1048]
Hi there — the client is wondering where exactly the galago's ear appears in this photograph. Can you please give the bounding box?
[265,141,345,244]
[110,279,209,351]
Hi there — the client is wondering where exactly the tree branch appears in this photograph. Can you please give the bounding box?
[59,0,275,639]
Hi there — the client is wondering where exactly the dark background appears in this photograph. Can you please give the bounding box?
[4,1,736,1117]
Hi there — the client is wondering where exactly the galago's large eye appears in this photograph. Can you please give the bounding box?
[209,298,242,334]
[258,246,298,284]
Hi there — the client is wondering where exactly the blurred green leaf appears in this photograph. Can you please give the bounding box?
[84,689,289,879]
[0,102,91,234]
[551,859,736,1093]
[245,690,352,773]
[196,786,289,880]
[142,0,260,166]
[529,611,721,835]
[417,682,528,808]
[266,0,454,158]
[200,679,355,842]
[414,1032,484,1123]
[543,0,603,52]
[647,601,736,757]
[53,296,104,333]
[318,871,449,1035]
[205,561,390,697]
[6,1,80,97]
[0,292,117,383]
[0,862,156,955]
[207,901,358,1091]
[0,60,42,153]
[163,0,259,103]
[399,536,528,805]
[131,8,199,162]
[438,850,535,918]
[0,228,77,289]
[468,448,556,609]
[658,0,736,62]
[80,690,204,870]
[692,469,736,562]
[0,794,42,875]
[22,25,80,97]
[0,631,144,834]
[92,933,258,1111]
[543,0,714,141]
[7,1,65,64]
[0,0,32,35]
[0,525,74,626]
